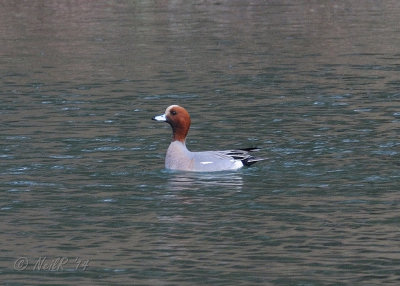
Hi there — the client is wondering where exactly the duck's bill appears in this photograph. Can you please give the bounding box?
[152,114,167,122]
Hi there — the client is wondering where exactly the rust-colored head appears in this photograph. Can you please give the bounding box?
[153,105,191,142]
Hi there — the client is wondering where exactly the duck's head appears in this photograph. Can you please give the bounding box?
[153,105,191,142]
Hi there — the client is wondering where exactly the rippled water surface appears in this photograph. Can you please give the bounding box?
[1,1,399,285]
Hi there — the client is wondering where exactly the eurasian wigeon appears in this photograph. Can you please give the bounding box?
[152,105,264,172]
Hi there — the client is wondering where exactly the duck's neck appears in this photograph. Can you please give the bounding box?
[171,127,189,143]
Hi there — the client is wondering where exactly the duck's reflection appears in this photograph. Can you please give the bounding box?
[167,170,244,191]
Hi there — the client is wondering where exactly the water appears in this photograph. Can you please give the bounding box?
[1,1,399,285]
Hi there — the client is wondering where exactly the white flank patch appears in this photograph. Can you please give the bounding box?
[200,161,213,165]
[232,160,244,169]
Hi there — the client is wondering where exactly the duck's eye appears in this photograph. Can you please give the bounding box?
[170,110,177,116]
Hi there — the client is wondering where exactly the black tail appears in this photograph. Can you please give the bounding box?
[242,156,265,166]
[226,148,265,167]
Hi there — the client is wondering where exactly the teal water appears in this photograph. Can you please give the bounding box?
[1,1,399,285]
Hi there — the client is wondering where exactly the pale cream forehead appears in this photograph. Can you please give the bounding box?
[165,105,180,114]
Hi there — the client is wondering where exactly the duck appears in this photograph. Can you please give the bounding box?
[152,105,264,172]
